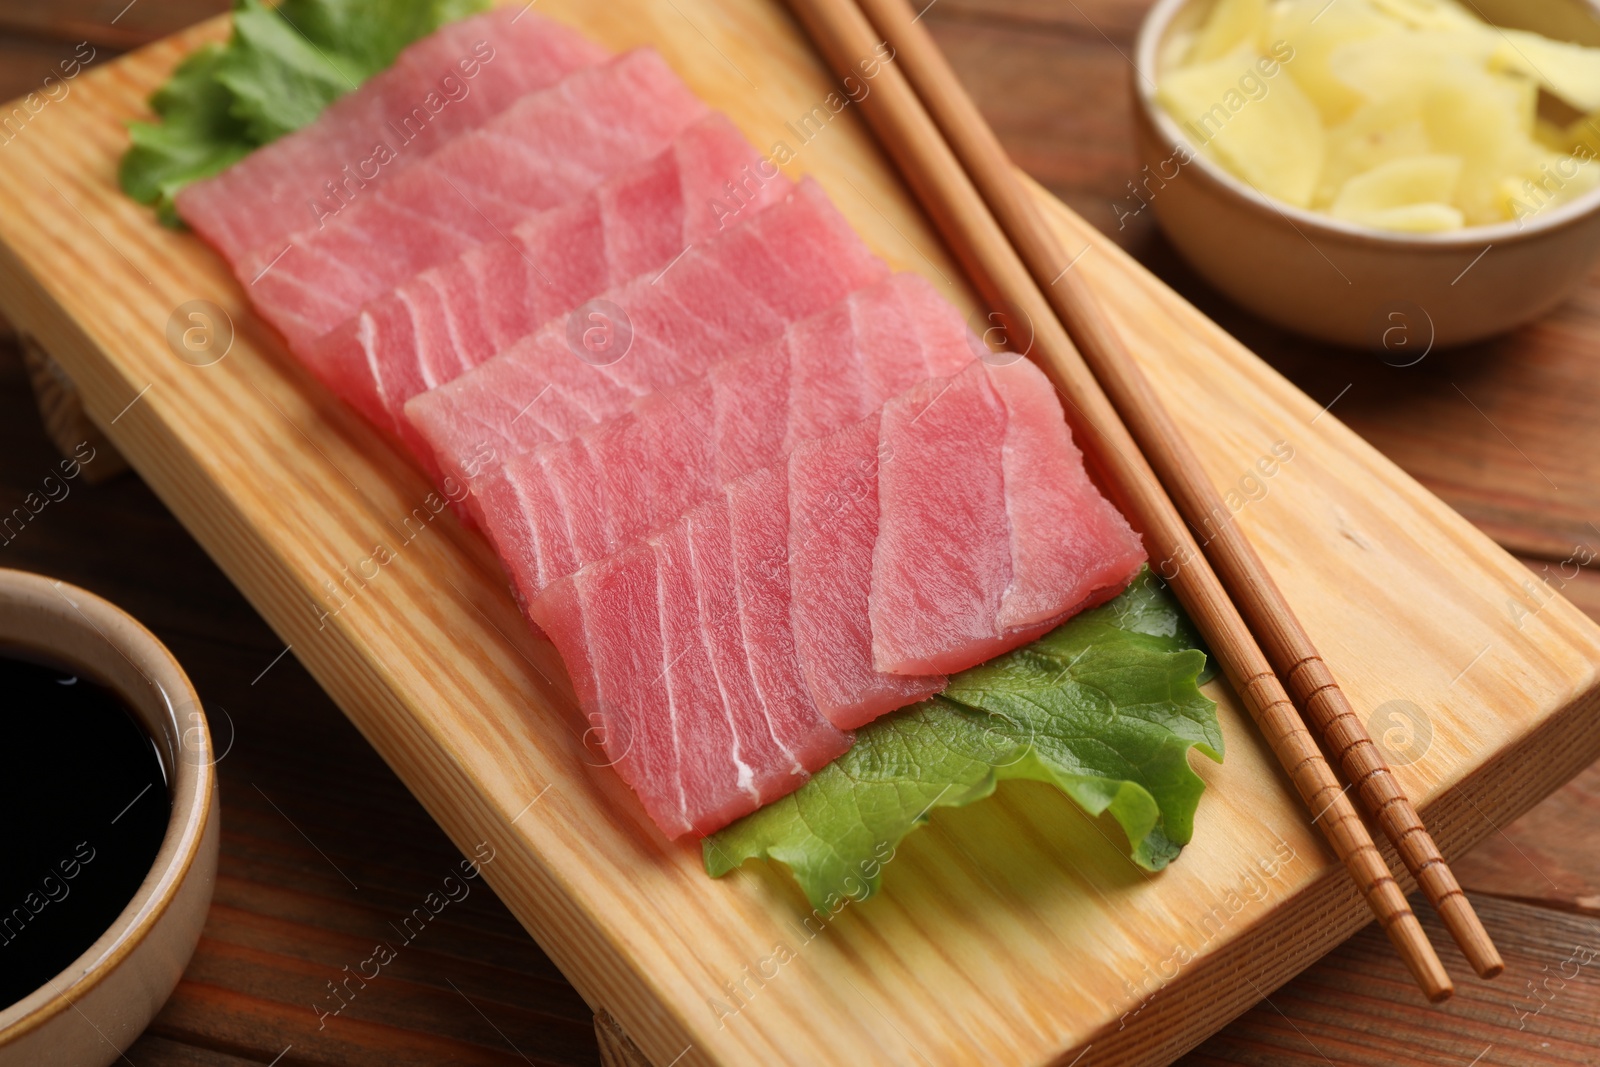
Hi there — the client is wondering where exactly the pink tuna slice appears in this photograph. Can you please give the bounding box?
[532,357,1143,833]
[722,469,848,783]
[241,50,708,350]
[486,272,973,601]
[992,355,1146,630]
[177,8,606,273]
[869,358,1145,674]
[788,415,947,727]
[301,113,789,453]
[404,178,888,507]
[532,487,850,839]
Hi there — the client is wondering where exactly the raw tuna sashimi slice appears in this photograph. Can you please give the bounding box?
[177,8,606,272]
[302,113,789,450]
[991,358,1147,630]
[868,361,1013,675]
[533,550,691,834]
[532,490,850,838]
[788,415,948,728]
[675,497,852,818]
[244,50,708,349]
[405,178,888,503]
[870,359,1145,674]
[722,470,849,778]
[491,273,973,598]
[533,358,1142,833]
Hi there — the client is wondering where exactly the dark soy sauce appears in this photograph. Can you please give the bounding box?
[1,651,171,1009]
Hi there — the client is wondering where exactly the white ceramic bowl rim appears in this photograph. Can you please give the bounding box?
[0,570,213,1044]
[1134,0,1600,249]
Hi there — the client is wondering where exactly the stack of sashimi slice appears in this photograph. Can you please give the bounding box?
[180,8,1147,839]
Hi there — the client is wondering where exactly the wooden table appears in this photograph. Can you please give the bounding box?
[3,2,1597,1063]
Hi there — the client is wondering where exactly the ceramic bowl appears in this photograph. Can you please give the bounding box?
[1132,0,1600,349]
[0,569,217,1067]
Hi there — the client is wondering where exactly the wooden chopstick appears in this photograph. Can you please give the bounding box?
[853,0,1503,983]
[784,0,1454,1000]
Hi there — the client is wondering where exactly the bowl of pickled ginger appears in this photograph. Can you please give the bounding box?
[1133,0,1600,348]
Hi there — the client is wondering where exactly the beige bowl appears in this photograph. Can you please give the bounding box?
[0,570,218,1067]
[1132,0,1600,349]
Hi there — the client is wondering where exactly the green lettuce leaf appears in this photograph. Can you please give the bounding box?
[704,568,1223,907]
[1064,563,1216,684]
[120,44,255,226]
[120,0,487,224]
[220,0,488,143]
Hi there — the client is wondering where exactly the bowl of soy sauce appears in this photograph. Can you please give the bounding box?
[0,569,218,1066]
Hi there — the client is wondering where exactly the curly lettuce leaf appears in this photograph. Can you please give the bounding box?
[220,0,488,142]
[120,0,487,223]
[120,44,255,226]
[704,569,1223,907]
[1066,564,1216,684]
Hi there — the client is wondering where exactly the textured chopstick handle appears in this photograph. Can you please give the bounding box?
[1288,656,1504,977]
[785,0,1454,1001]
[1192,462,1501,977]
[1237,672,1449,996]
[847,0,1495,992]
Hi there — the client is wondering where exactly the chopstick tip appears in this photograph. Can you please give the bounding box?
[1435,892,1504,979]
[1384,911,1454,1003]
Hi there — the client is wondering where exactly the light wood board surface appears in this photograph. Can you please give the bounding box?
[0,3,1597,1064]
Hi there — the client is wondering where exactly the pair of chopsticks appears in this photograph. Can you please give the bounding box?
[787,0,1502,1000]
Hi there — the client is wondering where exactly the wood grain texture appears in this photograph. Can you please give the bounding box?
[1451,758,1600,916]
[6,331,1593,1067]
[0,344,600,1067]
[1185,893,1600,1066]
[1254,308,1600,567]
[0,0,229,51]
[1,4,1599,1067]
[1,0,1595,1063]
[938,0,1600,586]
[855,0,1494,983]
[927,9,1151,242]
[19,335,128,482]
[595,1011,652,1067]
[799,0,1451,997]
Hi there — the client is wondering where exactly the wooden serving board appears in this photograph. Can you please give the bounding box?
[1,3,1598,1064]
